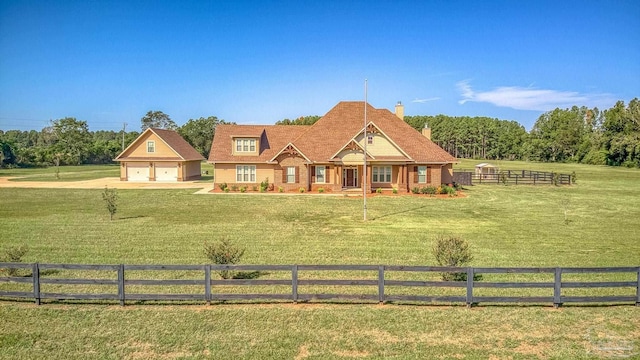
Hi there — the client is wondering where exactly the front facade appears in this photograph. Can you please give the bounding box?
[209,101,457,192]
[115,128,204,181]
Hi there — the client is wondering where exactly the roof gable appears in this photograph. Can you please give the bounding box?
[115,128,204,161]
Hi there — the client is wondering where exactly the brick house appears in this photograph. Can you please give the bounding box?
[208,101,457,192]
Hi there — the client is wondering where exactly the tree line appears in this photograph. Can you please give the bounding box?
[2,99,638,169]
[405,98,640,167]
[0,111,231,168]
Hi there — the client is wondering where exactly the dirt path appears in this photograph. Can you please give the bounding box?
[0,176,213,190]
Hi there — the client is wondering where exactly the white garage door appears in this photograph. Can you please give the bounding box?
[127,164,149,181]
[155,163,178,181]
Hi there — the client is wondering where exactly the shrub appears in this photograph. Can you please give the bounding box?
[432,235,474,281]
[239,186,246,193]
[299,187,305,193]
[411,187,420,194]
[224,187,230,193]
[260,178,269,192]
[436,186,443,194]
[2,245,29,277]
[101,186,118,221]
[499,171,507,185]
[392,188,398,194]
[571,171,577,184]
[441,185,456,196]
[318,188,324,193]
[218,182,228,191]
[278,186,284,193]
[425,186,437,195]
[231,185,238,191]
[420,187,428,194]
[252,185,258,191]
[203,238,245,279]
[376,188,382,194]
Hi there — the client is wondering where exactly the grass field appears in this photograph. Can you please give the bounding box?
[1,160,639,359]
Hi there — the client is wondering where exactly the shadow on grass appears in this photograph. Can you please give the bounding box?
[233,271,267,279]
[117,215,147,220]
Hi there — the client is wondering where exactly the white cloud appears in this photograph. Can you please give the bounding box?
[457,80,615,111]
[411,97,440,103]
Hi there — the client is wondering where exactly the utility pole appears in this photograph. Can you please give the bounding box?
[121,123,127,151]
[363,79,368,221]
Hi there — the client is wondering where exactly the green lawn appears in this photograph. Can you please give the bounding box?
[0,164,120,181]
[1,160,639,359]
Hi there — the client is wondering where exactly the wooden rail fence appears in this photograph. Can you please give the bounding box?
[453,169,573,186]
[1,263,638,307]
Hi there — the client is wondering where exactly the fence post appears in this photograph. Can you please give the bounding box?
[378,265,385,304]
[554,267,562,308]
[292,265,298,303]
[466,267,474,308]
[205,265,211,305]
[32,263,40,305]
[118,264,125,306]
[636,267,640,307]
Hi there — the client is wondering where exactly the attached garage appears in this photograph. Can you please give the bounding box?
[155,163,178,181]
[126,164,149,181]
[115,128,205,182]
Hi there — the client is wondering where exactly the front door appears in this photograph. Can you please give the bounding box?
[343,168,358,187]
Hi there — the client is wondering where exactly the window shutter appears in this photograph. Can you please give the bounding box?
[295,166,299,183]
[413,166,418,183]
[427,166,432,183]
[311,166,316,183]
[282,168,287,183]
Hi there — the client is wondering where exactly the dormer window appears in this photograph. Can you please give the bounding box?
[235,138,256,153]
[147,141,155,153]
[367,135,374,145]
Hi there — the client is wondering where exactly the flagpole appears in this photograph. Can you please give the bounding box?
[363,79,367,221]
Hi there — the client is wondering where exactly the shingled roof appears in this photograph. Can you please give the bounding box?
[208,101,457,164]
[116,128,205,161]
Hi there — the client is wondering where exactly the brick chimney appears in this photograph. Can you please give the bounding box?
[421,123,431,140]
[394,101,404,120]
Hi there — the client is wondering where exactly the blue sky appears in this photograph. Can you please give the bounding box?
[1,0,638,132]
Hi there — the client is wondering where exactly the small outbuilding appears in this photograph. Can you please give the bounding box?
[115,128,204,181]
[475,163,498,179]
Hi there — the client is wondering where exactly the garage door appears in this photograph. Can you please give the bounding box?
[155,163,178,181]
[127,164,149,181]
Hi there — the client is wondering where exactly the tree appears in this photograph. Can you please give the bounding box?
[50,118,92,165]
[141,111,177,131]
[0,140,15,167]
[602,99,640,167]
[275,115,321,125]
[101,186,118,221]
[178,116,231,158]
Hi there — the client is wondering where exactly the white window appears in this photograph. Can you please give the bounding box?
[236,165,256,182]
[315,166,325,183]
[236,138,256,153]
[373,166,391,182]
[147,141,155,153]
[418,166,427,183]
[286,166,296,183]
